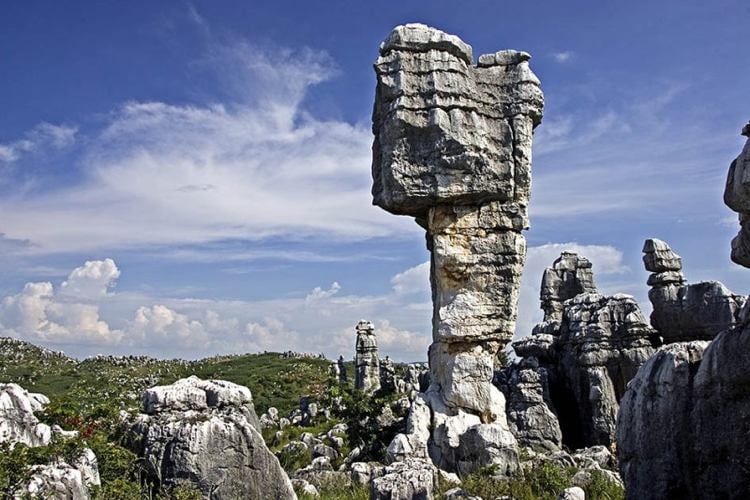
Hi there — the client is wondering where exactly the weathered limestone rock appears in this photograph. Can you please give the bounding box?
[507,253,657,449]
[558,487,586,500]
[0,383,52,447]
[617,123,750,499]
[555,293,656,447]
[128,376,296,500]
[380,356,396,393]
[370,458,439,500]
[617,342,708,499]
[355,320,381,392]
[19,449,100,500]
[373,23,543,474]
[643,238,745,341]
[538,252,596,328]
[0,384,101,499]
[496,358,562,453]
[724,122,750,267]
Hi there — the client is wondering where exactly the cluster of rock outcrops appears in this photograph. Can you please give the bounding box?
[503,252,657,450]
[372,22,543,476]
[0,383,101,499]
[616,123,750,499]
[643,238,745,342]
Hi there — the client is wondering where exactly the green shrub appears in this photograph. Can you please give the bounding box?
[303,481,369,500]
[91,478,141,500]
[585,469,625,500]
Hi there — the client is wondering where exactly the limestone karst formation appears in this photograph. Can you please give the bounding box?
[354,320,381,392]
[0,383,101,499]
[643,238,745,342]
[506,252,657,450]
[371,22,543,474]
[617,122,750,499]
[126,376,296,500]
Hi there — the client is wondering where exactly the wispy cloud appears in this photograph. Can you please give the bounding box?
[551,51,573,63]
[0,38,412,255]
[0,123,77,163]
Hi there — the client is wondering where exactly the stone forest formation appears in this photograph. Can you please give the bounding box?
[1,23,749,500]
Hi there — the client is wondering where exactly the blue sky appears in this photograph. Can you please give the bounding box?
[1,1,748,360]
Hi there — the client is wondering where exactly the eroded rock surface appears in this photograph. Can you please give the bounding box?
[0,383,52,447]
[355,320,381,393]
[505,253,657,449]
[496,358,562,453]
[617,123,750,499]
[643,238,745,342]
[128,376,296,500]
[373,22,543,474]
[0,383,101,499]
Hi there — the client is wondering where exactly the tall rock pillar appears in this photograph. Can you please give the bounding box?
[372,24,543,474]
[354,320,381,392]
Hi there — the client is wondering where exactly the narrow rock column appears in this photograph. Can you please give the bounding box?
[354,320,381,392]
[337,355,348,385]
[371,23,543,474]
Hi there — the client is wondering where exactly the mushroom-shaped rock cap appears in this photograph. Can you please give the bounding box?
[356,319,375,333]
[142,376,253,414]
[372,24,544,217]
[642,238,683,273]
[379,23,473,64]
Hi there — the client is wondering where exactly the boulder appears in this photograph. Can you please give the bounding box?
[0,383,52,447]
[0,383,100,499]
[370,459,438,500]
[127,376,295,500]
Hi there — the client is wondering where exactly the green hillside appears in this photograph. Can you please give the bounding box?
[0,338,333,416]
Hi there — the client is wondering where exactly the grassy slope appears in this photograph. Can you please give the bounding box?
[0,338,332,416]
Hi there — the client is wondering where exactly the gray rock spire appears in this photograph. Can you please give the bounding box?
[373,23,543,474]
[354,320,381,392]
[643,238,745,342]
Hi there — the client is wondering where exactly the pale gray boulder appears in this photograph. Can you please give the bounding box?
[18,449,100,500]
[558,487,585,500]
[370,458,438,500]
[0,383,101,499]
[373,22,543,474]
[0,383,52,447]
[128,376,296,500]
[643,238,745,342]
